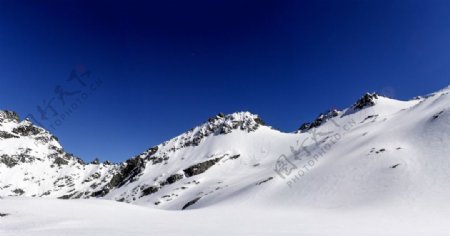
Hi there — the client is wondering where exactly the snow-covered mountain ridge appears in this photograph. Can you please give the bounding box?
[1,86,450,210]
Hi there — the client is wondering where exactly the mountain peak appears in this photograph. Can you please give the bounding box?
[298,109,340,132]
[204,111,265,134]
[135,111,266,160]
[0,110,20,123]
[352,92,379,111]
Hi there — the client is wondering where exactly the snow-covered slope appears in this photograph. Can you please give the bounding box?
[1,86,450,212]
[0,111,119,198]
[2,197,450,236]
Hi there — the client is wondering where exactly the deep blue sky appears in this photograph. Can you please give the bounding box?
[1,0,449,163]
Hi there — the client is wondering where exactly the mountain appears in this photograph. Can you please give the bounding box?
[1,86,450,211]
[0,110,119,199]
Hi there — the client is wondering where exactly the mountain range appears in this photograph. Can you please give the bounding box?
[1,86,450,211]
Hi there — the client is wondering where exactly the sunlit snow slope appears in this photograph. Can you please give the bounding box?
[1,86,450,211]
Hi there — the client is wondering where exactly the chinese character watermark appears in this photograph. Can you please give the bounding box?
[26,65,103,146]
[274,118,357,187]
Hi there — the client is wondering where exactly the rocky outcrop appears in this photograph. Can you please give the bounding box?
[352,93,379,110]
[299,109,340,132]
[0,155,20,168]
[182,197,201,210]
[183,157,223,177]
[163,173,184,185]
[12,123,43,136]
[92,156,147,197]
[0,131,19,139]
[53,156,69,166]
[168,112,264,149]
[141,186,159,197]
[0,111,19,123]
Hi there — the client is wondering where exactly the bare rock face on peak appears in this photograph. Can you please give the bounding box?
[0,110,19,123]
[298,92,383,133]
[298,109,340,132]
[352,92,379,110]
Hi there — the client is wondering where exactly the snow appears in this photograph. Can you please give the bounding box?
[2,87,450,235]
[1,197,450,236]
[0,117,118,198]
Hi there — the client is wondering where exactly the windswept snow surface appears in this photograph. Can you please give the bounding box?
[1,197,450,236]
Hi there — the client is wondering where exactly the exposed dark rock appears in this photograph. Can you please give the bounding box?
[117,157,146,187]
[178,112,263,149]
[91,158,100,165]
[390,164,401,169]
[107,174,123,189]
[0,213,8,217]
[40,191,51,196]
[352,93,379,110]
[371,148,386,154]
[58,192,79,199]
[183,157,223,177]
[53,157,69,166]
[91,189,109,198]
[432,110,444,120]
[0,131,19,139]
[141,186,159,197]
[164,173,184,185]
[360,114,379,123]
[0,155,19,167]
[142,146,159,160]
[256,177,274,185]
[34,136,52,145]
[12,188,25,195]
[12,124,42,136]
[254,117,265,125]
[0,110,19,122]
[229,154,240,160]
[60,192,84,199]
[208,113,225,122]
[299,109,339,132]
[298,122,312,131]
[74,156,85,165]
[92,156,146,197]
[182,197,201,210]
[83,173,101,184]
[151,156,165,165]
